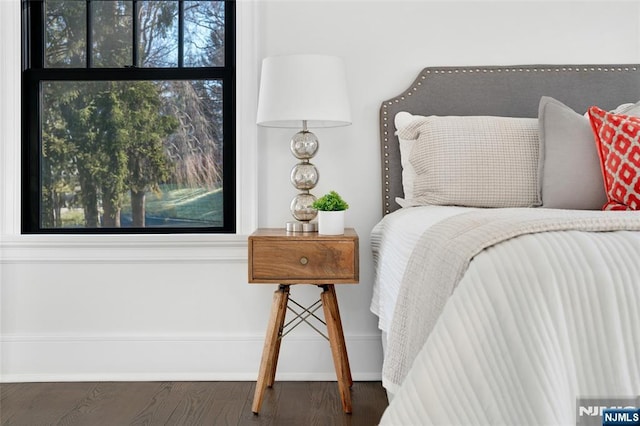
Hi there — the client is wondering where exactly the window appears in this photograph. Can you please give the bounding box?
[22,0,235,233]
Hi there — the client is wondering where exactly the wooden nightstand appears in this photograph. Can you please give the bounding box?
[248,228,359,414]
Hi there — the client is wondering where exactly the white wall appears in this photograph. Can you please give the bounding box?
[2,0,640,382]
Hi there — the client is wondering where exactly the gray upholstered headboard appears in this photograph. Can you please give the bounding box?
[380,64,640,215]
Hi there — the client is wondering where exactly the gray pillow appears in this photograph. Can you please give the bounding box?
[538,96,607,209]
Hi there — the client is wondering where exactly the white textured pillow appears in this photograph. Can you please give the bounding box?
[399,115,541,208]
[394,112,422,205]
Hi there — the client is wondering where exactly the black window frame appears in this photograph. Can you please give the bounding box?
[21,0,236,234]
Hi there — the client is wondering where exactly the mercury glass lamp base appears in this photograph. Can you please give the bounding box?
[286,221,317,233]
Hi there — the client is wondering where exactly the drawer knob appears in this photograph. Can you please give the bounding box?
[299,256,309,265]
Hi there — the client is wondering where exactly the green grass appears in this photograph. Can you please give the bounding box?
[143,186,224,223]
[60,209,86,227]
[61,185,224,227]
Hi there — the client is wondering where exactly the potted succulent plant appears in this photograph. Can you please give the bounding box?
[312,190,349,235]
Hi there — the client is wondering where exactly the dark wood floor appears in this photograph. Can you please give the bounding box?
[0,381,388,426]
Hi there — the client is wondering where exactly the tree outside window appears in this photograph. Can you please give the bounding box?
[23,0,235,233]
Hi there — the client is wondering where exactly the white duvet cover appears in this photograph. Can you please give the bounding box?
[378,221,640,425]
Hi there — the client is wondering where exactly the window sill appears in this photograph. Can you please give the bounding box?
[0,233,248,264]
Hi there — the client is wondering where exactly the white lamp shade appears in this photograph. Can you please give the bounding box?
[256,54,351,128]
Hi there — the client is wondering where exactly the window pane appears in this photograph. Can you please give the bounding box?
[184,0,225,67]
[91,0,133,67]
[45,0,87,67]
[138,1,179,67]
[41,80,224,229]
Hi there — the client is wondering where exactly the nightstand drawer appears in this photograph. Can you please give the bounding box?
[248,229,359,284]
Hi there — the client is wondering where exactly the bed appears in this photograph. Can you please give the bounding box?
[371,65,640,425]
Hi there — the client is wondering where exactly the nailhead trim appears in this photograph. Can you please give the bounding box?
[380,65,639,215]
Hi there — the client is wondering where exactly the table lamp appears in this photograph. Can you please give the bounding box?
[257,54,351,232]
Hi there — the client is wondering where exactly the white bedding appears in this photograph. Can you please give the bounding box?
[379,229,640,425]
[383,208,640,395]
[370,205,474,336]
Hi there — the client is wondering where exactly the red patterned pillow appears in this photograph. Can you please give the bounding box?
[588,106,640,211]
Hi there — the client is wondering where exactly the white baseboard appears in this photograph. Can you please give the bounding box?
[0,333,383,383]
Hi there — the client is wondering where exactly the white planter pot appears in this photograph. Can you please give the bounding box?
[317,210,345,235]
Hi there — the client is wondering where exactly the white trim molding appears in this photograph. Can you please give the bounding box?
[1,333,383,383]
[235,0,261,236]
[0,234,247,264]
[0,0,21,238]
